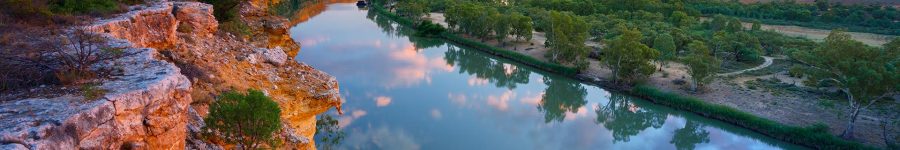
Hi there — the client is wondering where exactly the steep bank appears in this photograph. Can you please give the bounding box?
[0,1,342,149]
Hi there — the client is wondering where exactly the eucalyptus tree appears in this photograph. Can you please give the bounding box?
[727,32,763,62]
[725,18,743,33]
[669,11,695,29]
[682,40,720,92]
[751,20,762,31]
[653,33,676,70]
[493,14,513,46]
[396,0,430,22]
[601,27,659,84]
[510,13,533,42]
[793,30,899,139]
[545,11,590,65]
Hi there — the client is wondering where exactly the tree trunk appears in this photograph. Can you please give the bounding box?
[841,105,861,139]
[691,80,698,93]
[614,56,622,84]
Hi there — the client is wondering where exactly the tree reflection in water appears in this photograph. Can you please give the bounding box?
[408,34,444,50]
[671,120,711,150]
[443,46,531,89]
[315,114,344,150]
[595,94,667,143]
[537,76,587,123]
[371,11,399,38]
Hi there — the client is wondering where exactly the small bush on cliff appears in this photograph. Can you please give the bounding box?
[1,0,139,92]
[200,0,244,22]
[48,0,126,16]
[204,89,282,149]
[221,19,252,37]
[1,27,130,92]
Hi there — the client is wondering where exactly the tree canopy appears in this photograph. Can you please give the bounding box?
[545,11,590,66]
[682,40,720,92]
[602,27,660,84]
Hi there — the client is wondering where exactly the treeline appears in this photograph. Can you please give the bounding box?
[686,0,900,35]
[380,0,819,84]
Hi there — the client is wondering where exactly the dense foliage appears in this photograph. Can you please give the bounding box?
[414,20,446,37]
[687,0,900,35]
[200,0,251,36]
[682,40,720,92]
[544,11,590,66]
[602,27,659,84]
[204,89,283,149]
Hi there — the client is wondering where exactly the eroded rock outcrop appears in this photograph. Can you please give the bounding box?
[0,38,191,149]
[2,1,342,149]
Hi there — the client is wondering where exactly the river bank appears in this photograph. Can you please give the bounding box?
[370,2,894,149]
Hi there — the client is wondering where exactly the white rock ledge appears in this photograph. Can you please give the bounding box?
[0,2,195,150]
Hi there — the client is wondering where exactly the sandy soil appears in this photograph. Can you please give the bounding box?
[427,13,898,147]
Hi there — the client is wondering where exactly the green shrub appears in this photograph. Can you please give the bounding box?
[204,89,282,149]
[49,0,125,16]
[415,20,446,37]
[220,19,251,37]
[631,85,873,150]
[200,0,243,22]
[80,83,107,100]
[788,65,804,78]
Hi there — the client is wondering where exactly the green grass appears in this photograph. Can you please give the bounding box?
[80,83,108,101]
[630,85,873,150]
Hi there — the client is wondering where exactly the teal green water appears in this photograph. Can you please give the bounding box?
[289,3,805,150]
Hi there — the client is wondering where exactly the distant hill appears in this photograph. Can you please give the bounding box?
[739,0,900,6]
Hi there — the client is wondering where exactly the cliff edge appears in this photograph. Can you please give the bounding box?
[0,1,342,149]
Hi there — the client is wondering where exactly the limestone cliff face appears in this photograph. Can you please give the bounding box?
[89,1,343,149]
[88,2,217,47]
[0,1,342,149]
[0,25,192,150]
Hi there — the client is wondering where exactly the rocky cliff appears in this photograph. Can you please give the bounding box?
[0,1,342,149]
[0,11,192,150]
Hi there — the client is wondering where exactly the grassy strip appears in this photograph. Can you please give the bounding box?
[370,4,578,76]
[371,2,870,149]
[630,85,874,150]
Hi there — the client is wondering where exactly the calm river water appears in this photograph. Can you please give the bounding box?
[288,3,805,150]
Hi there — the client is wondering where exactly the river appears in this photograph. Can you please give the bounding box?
[287,3,806,150]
